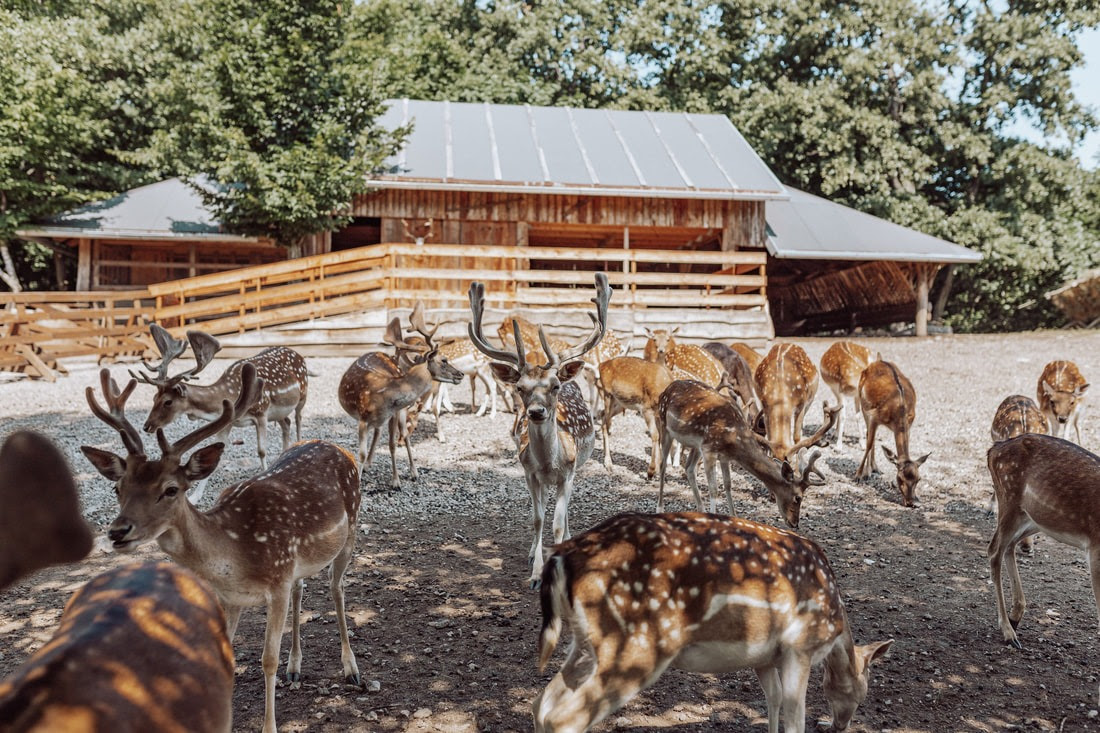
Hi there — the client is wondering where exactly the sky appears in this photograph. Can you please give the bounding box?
[1070,26,1100,169]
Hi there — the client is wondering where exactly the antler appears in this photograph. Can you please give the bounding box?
[133,326,221,387]
[158,363,263,459]
[86,369,145,457]
[467,281,523,367]
[538,273,611,366]
[789,403,843,455]
[800,449,827,485]
[407,302,440,347]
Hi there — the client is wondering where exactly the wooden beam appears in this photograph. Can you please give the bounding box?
[76,239,91,291]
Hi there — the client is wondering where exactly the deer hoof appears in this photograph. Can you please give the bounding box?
[345,673,362,687]
[287,672,302,689]
[530,577,542,590]
[1009,637,1023,650]
[1009,617,1021,631]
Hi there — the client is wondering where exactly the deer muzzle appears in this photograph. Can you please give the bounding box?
[107,520,137,550]
[527,405,550,423]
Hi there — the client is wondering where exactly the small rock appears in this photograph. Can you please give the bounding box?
[413,708,432,719]
[368,680,382,693]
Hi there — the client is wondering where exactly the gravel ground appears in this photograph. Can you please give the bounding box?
[3,330,1100,732]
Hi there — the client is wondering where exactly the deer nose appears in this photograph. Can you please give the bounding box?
[107,523,132,543]
[1058,416,1068,423]
[527,406,549,422]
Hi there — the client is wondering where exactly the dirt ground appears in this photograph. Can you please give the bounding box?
[4,331,1100,732]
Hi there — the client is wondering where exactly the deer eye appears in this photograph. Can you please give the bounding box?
[159,486,179,501]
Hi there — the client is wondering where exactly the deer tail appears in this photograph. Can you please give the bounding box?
[537,555,569,673]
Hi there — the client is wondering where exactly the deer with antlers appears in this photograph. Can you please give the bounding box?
[469,273,611,588]
[755,343,836,463]
[657,379,834,526]
[533,512,893,733]
[1036,360,1089,444]
[820,341,876,448]
[339,305,464,486]
[135,324,308,501]
[856,360,930,507]
[80,365,362,733]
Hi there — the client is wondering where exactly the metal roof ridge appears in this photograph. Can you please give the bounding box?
[644,110,694,189]
[526,104,551,183]
[485,102,502,181]
[684,112,739,190]
[606,109,646,186]
[566,107,599,184]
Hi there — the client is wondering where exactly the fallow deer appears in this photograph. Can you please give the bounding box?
[989,394,1049,553]
[730,341,764,373]
[702,341,758,411]
[643,328,723,386]
[468,273,611,588]
[428,337,501,443]
[657,379,835,527]
[755,343,835,463]
[533,512,893,733]
[0,562,235,732]
[1036,360,1089,443]
[856,360,930,507]
[338,306,464,487]
[596,356,673,478]
[81,365,362,733]
[135,324,308,501]
[820,341,875,448]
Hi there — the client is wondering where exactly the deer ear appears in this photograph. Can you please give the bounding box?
[915,452,931,467]
[184,443,225,480]
[557,360,586,383]
[856,639,893,674]
[490,362,521,384]
[81,446,126,481]
[881,445,899,465]
[1077,383,1090,396]
[1041,380,1055,397]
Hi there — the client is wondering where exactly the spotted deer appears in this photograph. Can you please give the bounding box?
[469,273,611,588]
[427,337,502,443]
[730,341,764,373]
[856,360,930,507]
[702,341,758,412]
[533,512,893,733]
[1036,360,1089,443]
[755,343,834,463]
[80,365,362,733]
[989,394,1049,554]
[135,324,308,501]
[820,341,875,448]
[596,356,673,478]
[338,306,464,487]
[657,379,835,526]
[643,328,723,387]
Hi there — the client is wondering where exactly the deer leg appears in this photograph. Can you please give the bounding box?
[287,578,305,688]
[602,400,624,470]
[401,411,418,482]
[356,421,375,477]
[255,417,269,469]
[829,386,845,448]
[671,441,682,469]
[701,453,720,513]
[856,421,879,479]
[387,415,402,488]
[331,530,361,685]
[529,482,548,588]
[533,658,669,733]
[553,477,574,543]
[434,383,447,444]
[720,460,735,515]
[224,604,243,642]
[778,653,811,733]
[683,447,706,512]
[1074,407,1085,445]
[261,586,293,733]
[645,409,661,480]
[988,513,1034,647]
[279,417,292,452]
[294,402,304,442]
[754,666,782,733]
[657,426,674,513]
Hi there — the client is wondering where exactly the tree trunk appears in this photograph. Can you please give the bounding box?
[932,265,955,322]
[0,242,23,292]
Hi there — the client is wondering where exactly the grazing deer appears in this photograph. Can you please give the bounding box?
[730,341,764,374]
[1036,360,1089,443]
[755,343,834,463]
[0,431,92,590]
[0,562,235,732]
[468,273,611,588]
[339,306,464,487]
[989,394,1049,554]
[657,379,834,527]
[596,356,673,478]
[135,324,308,500]
[987,433,1100,654]
[856,360,930,507]
[533,512,893,733]
[702,341,758,411]
[643,328,723,386]
[80,365,362,733]
[429,337,502,433]
[820,341,875,448]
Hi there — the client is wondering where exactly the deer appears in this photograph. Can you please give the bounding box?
[702,341,758,412]
[657,379,835,527]
[989,394,1050,554]
[468,272,611,588]
[338,305,464,487]
[755,343,836,464]
[596,356,674,478]
[427,337,502,443]
[1036,360,1089,443]
[0,562,235,732]
[533,512,893,733]
[135,324,308,502]
[820,341,875,448]
[730,341,764,373]
[856,359,930,507]
[80,365,363,733]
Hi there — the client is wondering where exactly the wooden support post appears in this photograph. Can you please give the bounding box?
[76,239,91,291]
[914,264,940,337]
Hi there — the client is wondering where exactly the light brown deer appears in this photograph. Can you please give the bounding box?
[856,360,930,507]
[730,341,764,373]
[0,562,235,732]
[657,379,835,527]
[596,356,673,478]
[533,512,893,733]
[469,273,611,588]
[1036,360,1089,443]
[643,328,723,387]
[135,324,308,500]
[989,394,1049,554]
[820,341,875,448]
[81,365,362,733]
[428,337,502,442]
[987,433,1100,655]
[338,306,464,487]
[755,343,835,463]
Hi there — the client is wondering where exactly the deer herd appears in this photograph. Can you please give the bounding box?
[0,271,1096,732]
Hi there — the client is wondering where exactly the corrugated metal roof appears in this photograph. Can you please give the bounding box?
[370,99,787,200]
[19,178,259,241]
[766,187,981,264]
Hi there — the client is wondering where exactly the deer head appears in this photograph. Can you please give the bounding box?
[133,324,223,433]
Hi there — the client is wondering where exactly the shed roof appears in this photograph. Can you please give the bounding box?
[19,178,259,242]
[369,99,787,201]
[766,186,980,263]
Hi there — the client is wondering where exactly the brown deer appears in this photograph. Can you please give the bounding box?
[338,306,464,487]
[702,341,758,411]
[987,433,1100,655]
[0,562,235,732]
[856,360,930,507]
[533,512,893,733]
[755,343,835,463]
[135,324,308,500]
[1036,360,1089,443]
[428,337,503,441]
[643,328,723,386]
[657,379,835,527]
[596,356,673,478]
[81,365,362,733]
[730,341,764,373]
[468,273,611,588]
[820,341,875,448]
[989,394,1049,554]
